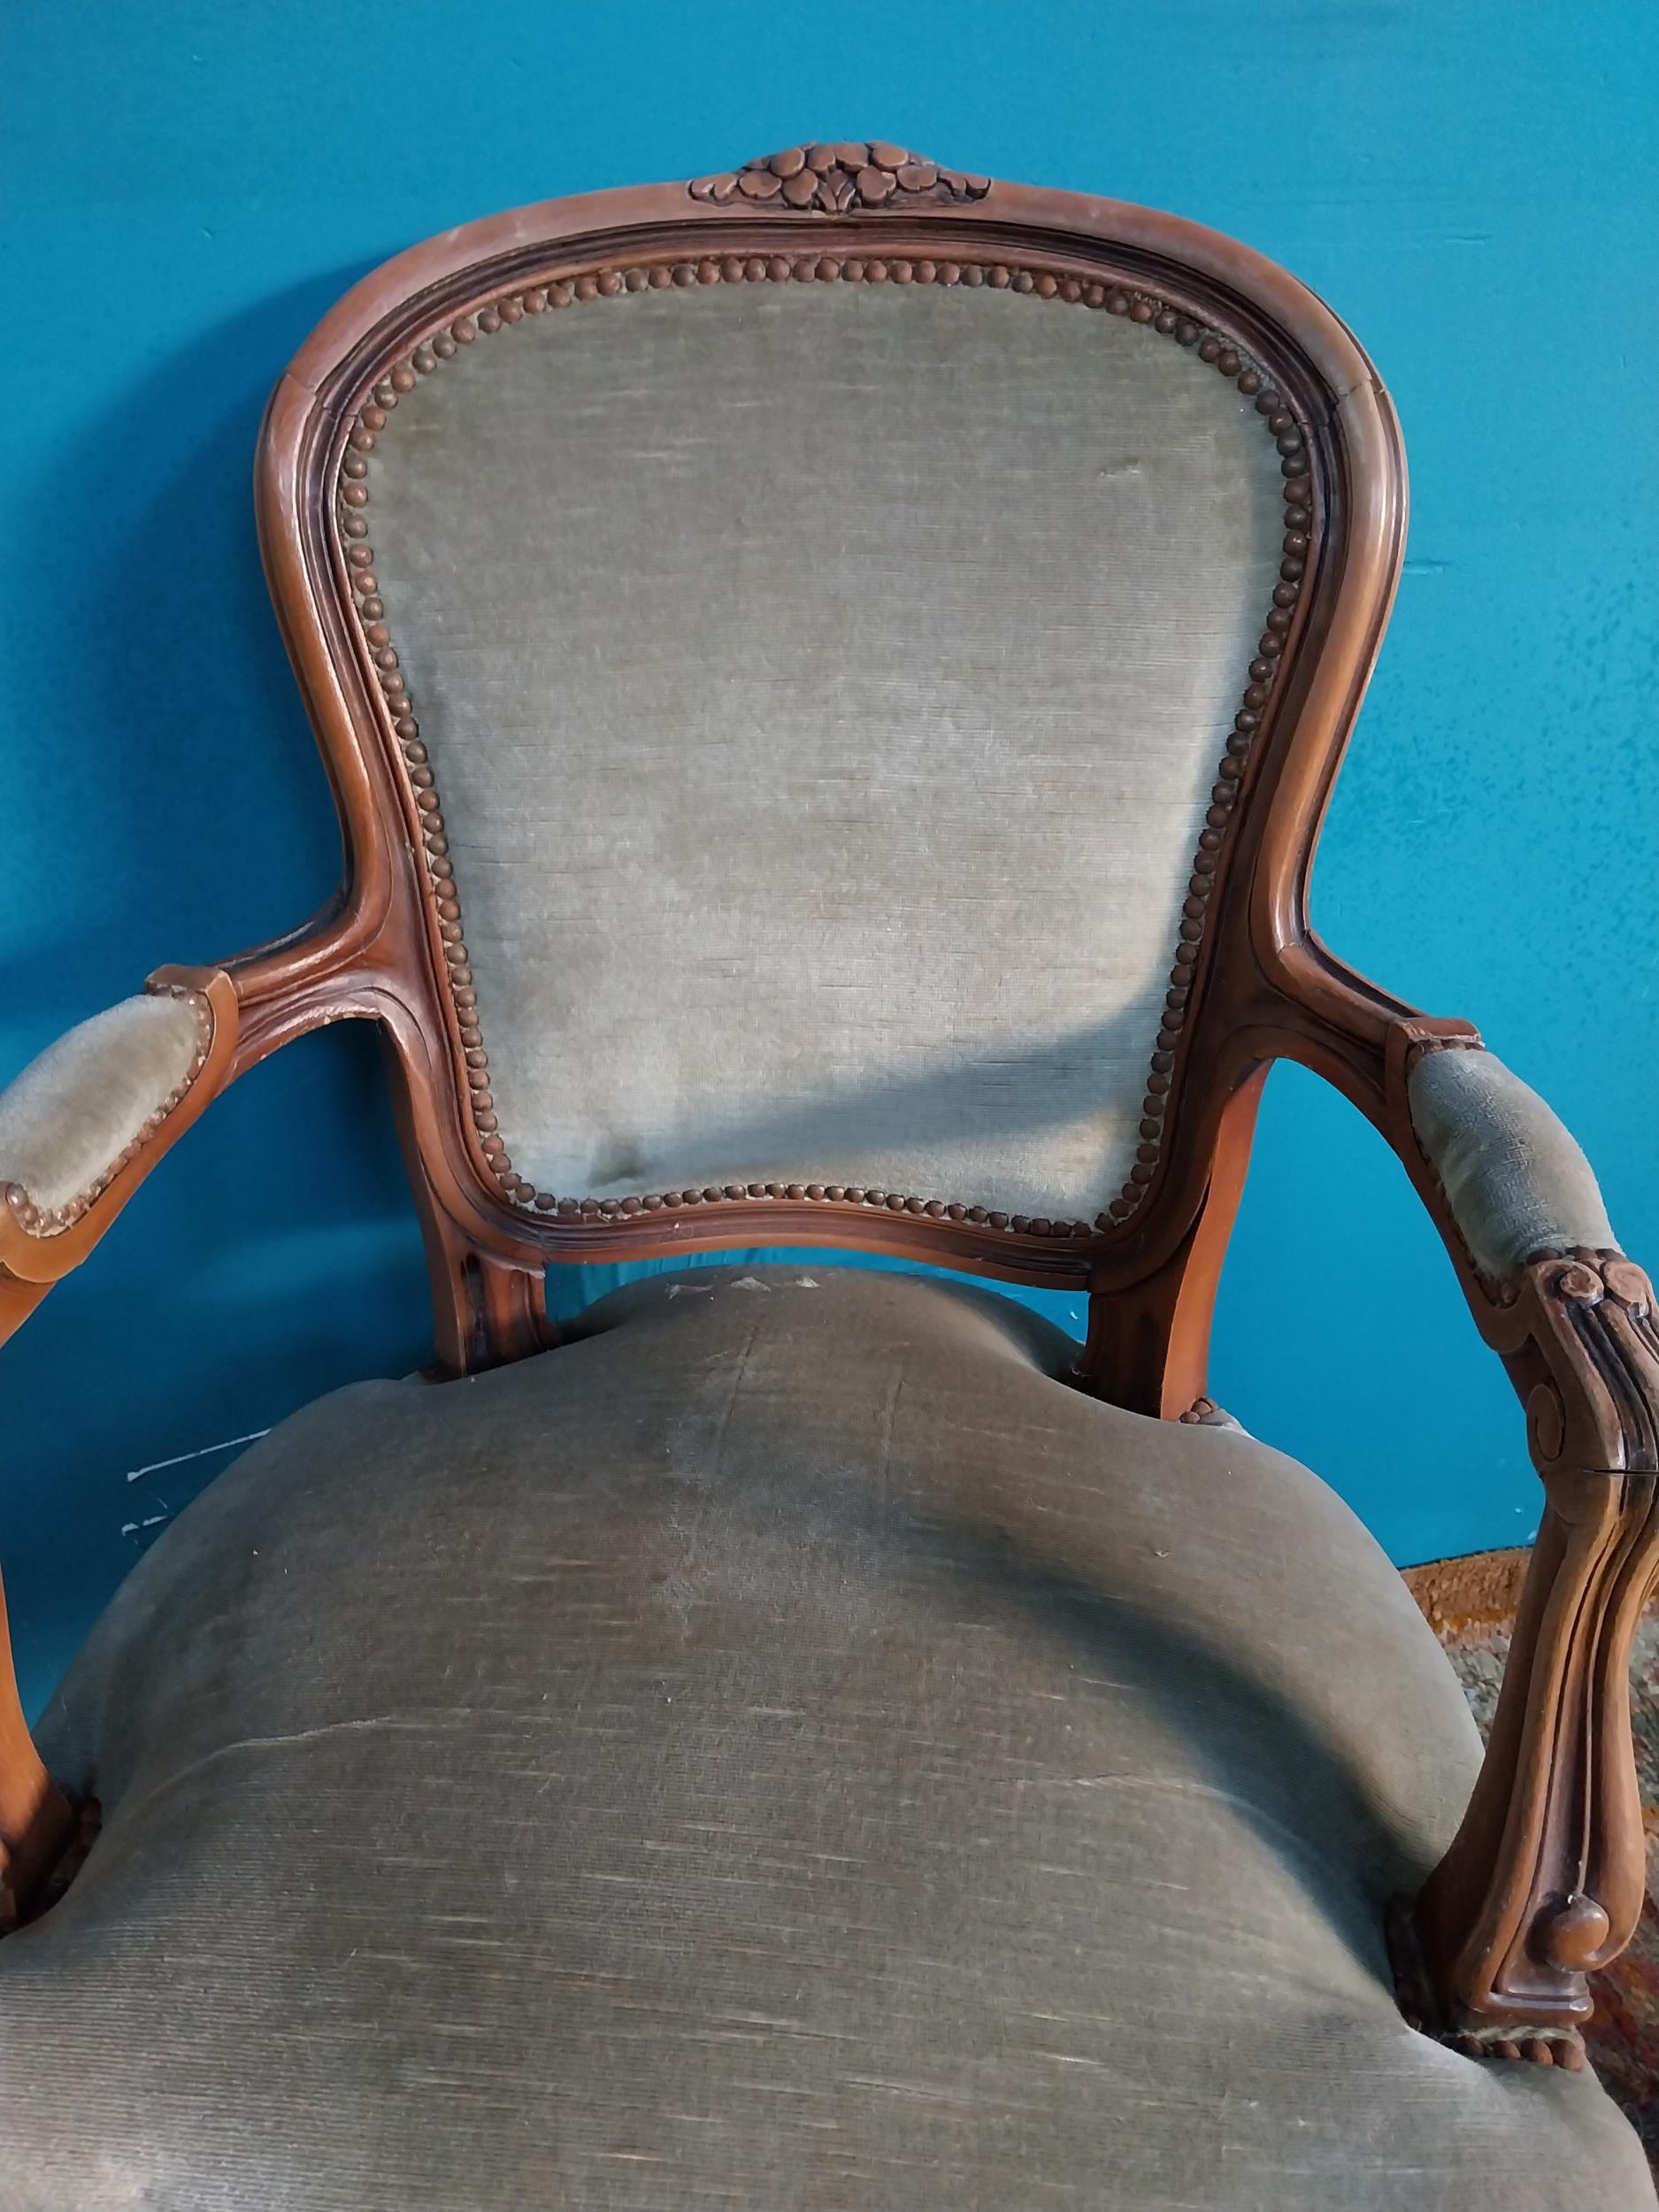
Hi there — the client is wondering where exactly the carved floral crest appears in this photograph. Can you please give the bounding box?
[689,142,989,214]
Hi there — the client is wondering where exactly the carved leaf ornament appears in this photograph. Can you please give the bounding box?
[690,142,989,214]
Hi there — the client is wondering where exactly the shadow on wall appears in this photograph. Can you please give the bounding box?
[8,273,383,1033]
[4,273,443,1719]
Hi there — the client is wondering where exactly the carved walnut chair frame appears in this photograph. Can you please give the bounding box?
[2,145,1655,2066]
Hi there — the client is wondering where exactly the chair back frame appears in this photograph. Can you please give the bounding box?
[244,145,1409,1386]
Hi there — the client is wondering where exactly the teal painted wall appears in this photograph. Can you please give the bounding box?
[4,4,1655,1716]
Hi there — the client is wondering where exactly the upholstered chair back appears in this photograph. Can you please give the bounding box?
[355,244,1290,1229]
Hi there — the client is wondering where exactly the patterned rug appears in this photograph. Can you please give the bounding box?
[1405,1549,1659,2171]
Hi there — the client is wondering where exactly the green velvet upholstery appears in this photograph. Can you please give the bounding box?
[1409,1046,1619,1279]
[4,1270,1651,2209]
[0,993,204,1214]
[365,280,1283,1219]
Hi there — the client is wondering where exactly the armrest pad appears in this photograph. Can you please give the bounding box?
[1407,1045,1617,1282]
[0,992,211,1220]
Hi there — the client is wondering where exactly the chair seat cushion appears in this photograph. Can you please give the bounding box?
[3,1267,1652,2210]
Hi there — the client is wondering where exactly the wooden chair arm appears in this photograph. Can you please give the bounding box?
[0,932,392,1918]
[0,966,243,1916]
[0,948,342,1918]
[0,967,240,1347]
[1260,946,1659,2051]
[1393,1039,1658,2048]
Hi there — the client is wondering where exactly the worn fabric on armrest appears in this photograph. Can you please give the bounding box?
[0,994,205,1212]
[1408,1046,1618,1282]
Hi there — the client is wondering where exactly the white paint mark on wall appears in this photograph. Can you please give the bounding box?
[123,1430,270,1485]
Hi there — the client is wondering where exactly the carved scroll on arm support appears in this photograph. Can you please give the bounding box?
[1252,950,1658,2055]
[1408,1251,1659,2048]
[1390,1029,1659,2053]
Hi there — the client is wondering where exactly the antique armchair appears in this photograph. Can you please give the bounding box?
[2,148,1655,2209]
